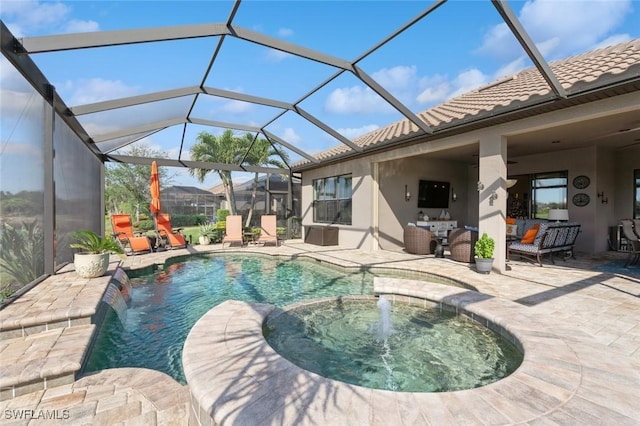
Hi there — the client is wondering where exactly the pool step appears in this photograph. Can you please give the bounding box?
[0,324,96,400]
[0,263,117,340]
[0,368,190,424]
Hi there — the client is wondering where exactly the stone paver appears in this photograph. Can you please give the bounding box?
[0,241,638,424]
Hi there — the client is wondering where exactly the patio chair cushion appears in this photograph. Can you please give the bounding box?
[520,223,540,244]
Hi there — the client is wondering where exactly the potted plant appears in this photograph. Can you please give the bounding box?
[198,223,215,245]
[70,230,123,278]
[474,232,495,274]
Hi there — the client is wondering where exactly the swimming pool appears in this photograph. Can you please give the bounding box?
[86,254,459,384]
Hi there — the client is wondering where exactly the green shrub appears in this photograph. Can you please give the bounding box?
[474,233,495,259]
[168,214,207,227]
[217,209,230,223]
[133,219,154,232]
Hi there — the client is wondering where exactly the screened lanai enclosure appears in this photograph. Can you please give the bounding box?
[2,0,639,301]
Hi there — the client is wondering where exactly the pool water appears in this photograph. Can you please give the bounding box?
[265,298,523,392]
[86,254,409,384]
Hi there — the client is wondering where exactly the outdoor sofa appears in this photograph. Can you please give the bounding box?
[508,222,581,267]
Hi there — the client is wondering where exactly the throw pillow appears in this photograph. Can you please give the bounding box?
[506,217,517,224]
[520,223,540,244]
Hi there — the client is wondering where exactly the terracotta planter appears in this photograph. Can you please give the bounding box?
[74,252,110,278]
[475,258,494,274]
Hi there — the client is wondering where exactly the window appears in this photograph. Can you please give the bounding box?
[634,169,640,219]
[313,174,352,224]
[531,171,567,219]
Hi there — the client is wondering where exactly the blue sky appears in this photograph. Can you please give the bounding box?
[1,0,639,191]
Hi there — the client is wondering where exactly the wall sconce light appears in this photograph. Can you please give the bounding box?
[405,185,411,202]
[477,181,484,192]
[489,191,498,206]
[597,192,608,204]
[451,188,457,202]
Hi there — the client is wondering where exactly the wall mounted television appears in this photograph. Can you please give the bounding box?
[418,180,450,208]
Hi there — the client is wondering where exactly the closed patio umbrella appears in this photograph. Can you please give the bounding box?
[150,161,161,249]
[150,161,161,214]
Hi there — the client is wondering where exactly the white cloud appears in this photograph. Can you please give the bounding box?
[416,69,487,105]
[265,48,292,62]
[1,0,99,36]
[492,57,527,80]
[337,124,380,139]
[477,0,632,60]
[372,66,417,92]
[64,78,139,106]
[449,69,488,99]
[277,28,294,37]
[281,128,302,144]
[219,100,253,115]
[593,34,633,50]
[325,86,393,114]
[416,74,450,104]
[65,19,99,33]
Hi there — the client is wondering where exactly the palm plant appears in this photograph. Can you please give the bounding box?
[70,230,123,255]
[241,135,290,227]
[189,130,248,215]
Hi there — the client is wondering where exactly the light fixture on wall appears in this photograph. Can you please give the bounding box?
[548,208,569,222]
[451,188,457,202]
[489,191,498,206]
[405,185,411,202]
[506,179,518,188]
[477,181,484,191]
[597,192,608,204]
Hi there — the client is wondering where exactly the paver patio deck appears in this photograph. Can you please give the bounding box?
[0,240,638,424]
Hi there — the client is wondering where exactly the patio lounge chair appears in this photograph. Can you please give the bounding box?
[223,215,244,248]
[257,215,279,246]
[154,213,187,249]
[620,219,640,267]
[110,214,153,255]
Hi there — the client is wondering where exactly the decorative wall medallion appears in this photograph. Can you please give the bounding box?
[572,193,590,207]
[572,175,590,189]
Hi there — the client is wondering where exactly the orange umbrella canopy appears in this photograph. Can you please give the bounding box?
[150,161,161,214]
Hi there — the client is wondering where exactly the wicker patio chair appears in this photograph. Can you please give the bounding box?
[448,228,478,263]
[403,226,433,255]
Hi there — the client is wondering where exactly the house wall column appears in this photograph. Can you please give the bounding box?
[372,162,380,251]
[478,135,508,273]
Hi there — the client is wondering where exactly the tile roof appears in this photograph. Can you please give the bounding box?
[294,39,640,168]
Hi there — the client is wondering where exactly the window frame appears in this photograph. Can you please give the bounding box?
[634,169,640,219]
[531,171,568,219]
[312,174,352,225]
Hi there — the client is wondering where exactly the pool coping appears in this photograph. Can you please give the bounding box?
[183,277,583,425]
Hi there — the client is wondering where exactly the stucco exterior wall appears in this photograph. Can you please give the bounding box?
[301,158,377,249]
[377,157,469,251]
[299,93,639,257]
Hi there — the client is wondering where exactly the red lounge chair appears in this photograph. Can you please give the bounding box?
[154,213,187,249]
[110,214,152,255]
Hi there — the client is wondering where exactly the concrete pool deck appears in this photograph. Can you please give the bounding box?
[0,241,639,424]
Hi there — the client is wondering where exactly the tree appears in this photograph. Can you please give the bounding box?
[241,134,290,227]
[189,130,248,215]
[105,144,172,220]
